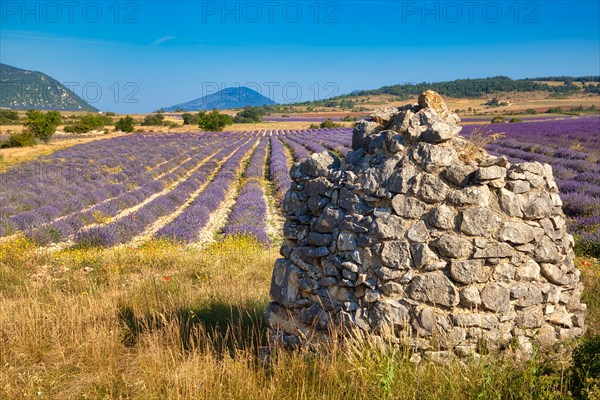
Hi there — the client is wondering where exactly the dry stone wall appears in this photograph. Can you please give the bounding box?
[267,91,586,357]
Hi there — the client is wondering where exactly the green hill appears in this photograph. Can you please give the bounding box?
[0,63,97,111]
[301,76,600,106]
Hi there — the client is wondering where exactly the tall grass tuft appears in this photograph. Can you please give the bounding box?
[459,127,505,162]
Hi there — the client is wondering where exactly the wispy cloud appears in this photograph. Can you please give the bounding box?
[0,30,130,47]
[151,36,175,47]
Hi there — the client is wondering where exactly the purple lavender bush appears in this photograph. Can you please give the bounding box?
[222,180,270,244]
[269,136,293,200]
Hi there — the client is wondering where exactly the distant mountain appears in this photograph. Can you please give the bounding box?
[164,86,276,111]
[0,63,97,111]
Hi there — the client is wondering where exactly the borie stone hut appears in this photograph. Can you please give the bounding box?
[267,91,586,358]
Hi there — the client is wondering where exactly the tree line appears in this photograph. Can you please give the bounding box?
[0,111,137,149]
[300,76,600,106]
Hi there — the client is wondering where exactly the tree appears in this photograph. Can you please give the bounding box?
[24,110,61,143]
[339,99,355,110]
[309,119,341,129]
[233,107,263,123]
[182,112,200,125]
[0,131,36,148]
[64,114,112,133]
[486,98,500,107]
[584,83,600,94]
[320,118,341,128]
[141,113,165,126]
[0,110,20,124]
[115,116,135,132]
[198,110,233,131]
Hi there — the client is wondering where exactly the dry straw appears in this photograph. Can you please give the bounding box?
[459,126,505,162]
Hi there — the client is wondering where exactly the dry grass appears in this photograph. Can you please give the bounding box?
[579,257,600,336]
[1,235,598,399]
[459,127,505,162]
[0,237,274,399]
[533,81,600,88]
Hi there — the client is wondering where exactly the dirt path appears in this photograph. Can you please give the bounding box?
[263,134,286,242]
[193,137,261,247]
[264,178,285,243]
[279,133,296,168]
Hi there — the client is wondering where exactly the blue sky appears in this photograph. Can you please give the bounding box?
[1,0,599,113]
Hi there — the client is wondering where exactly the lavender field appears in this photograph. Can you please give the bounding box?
[0,128,351,248]
[1,118,598,255]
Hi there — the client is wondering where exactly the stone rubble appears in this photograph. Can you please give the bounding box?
[267,90,586,357]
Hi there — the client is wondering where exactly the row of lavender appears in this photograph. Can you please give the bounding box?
[86,129,350,246]
[222,136,270,243]
[150,128,353,245]
[152,137,258,243]
[284,129,350,155]
[24,134,230,209]
[269,135,292,202]
[219,129,353,244]
[268,129,351,197]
